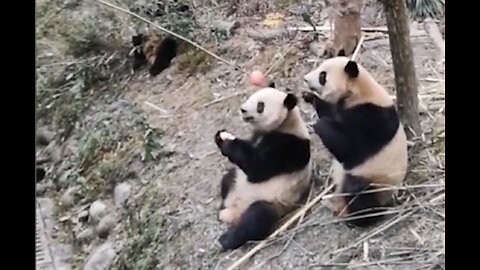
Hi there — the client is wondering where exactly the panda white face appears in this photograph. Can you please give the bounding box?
[240,88,296,132]
[303,57,358,103]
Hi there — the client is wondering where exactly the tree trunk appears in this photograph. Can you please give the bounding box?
[327,0,362,57]
[381,0,422,138]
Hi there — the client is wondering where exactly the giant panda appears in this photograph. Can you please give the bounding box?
[131,34,179,76]
[302,56,408,227]
[214,87,313,250]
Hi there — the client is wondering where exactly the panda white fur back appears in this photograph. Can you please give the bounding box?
[214,87,312,250]
[302,56,408,227]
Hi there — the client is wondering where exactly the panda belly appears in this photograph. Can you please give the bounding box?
[349,126,408,187]
[221,163,312,225]
[328,126,408,216]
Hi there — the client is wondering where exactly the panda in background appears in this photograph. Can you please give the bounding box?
[131,34,179,77]
[302,56,408,227]
[214,87,313,250]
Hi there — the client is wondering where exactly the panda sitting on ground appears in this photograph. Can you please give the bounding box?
[302,56,408,227]
[214,86,313,250]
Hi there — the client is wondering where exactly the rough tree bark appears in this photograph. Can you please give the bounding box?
[381,0,422,138]
[327,0,362,57]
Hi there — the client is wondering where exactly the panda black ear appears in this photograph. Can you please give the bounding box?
[344,60,359,78]
[337,49,346,56]
[283,93,297,110]
[269,82,275,88]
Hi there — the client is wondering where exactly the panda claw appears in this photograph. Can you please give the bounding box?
[215,130,227,147]
[302,91,315,104]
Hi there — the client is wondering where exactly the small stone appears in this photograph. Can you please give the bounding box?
[36,182,54,196]
[128,160,143,178]
[89,201,107,222]
[83,242,116,270]
[49,145,63,164]
[76,228,94,243]
[78,210,89,223]
[60,188,76,208]
[212,19,240,35]
[113,183,132,207]
[96,215,116,239]
[309,41,326,57]
[36,127,55,146]
[56,170,72,189]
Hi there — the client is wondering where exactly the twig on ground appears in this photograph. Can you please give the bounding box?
[93,0,247,74]
[289,26,426,38]
[144,101,172,119]
[288,26,390,33]
[332,209,418,256]
[322,183,444,200]
[200,90,249,108]
[312,252,427,268]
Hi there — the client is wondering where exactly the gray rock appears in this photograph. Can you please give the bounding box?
[212,19,240,35]
[83,242,116,270]
[60,187,76,208]
[113,183,132,207]
[128,159,143,178]
[36,127,55,146]
[78,210,89,223]
[56,170,72,189]
[76,228,94,243]
[89,201,107,222]
[36,182,55,196]
[309,41,326,57]
[96,215,116,239]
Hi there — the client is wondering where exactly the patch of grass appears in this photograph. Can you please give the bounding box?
[176,48,214,75]
[127,0,196,38]
[70,105,171,204]
[36,60,119,140]
[111,178,194,270]
[111,181,165,270]
[406,0,445,20]
[275,0,297,8]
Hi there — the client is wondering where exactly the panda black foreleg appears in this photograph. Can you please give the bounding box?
[341,174,391,227]
[302,92,336,118]
[218,138,255,176]
[313,118,350,164]
[218,201,279,250]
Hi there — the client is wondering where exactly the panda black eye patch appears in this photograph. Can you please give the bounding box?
[319,71,327,85]
[257,102,265,113]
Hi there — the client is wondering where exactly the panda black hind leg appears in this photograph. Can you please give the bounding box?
[219,200,279,250]
[341,174,393,227]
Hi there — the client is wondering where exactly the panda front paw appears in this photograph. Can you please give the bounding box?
[302,91,316,104]
[215,130,236,147]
